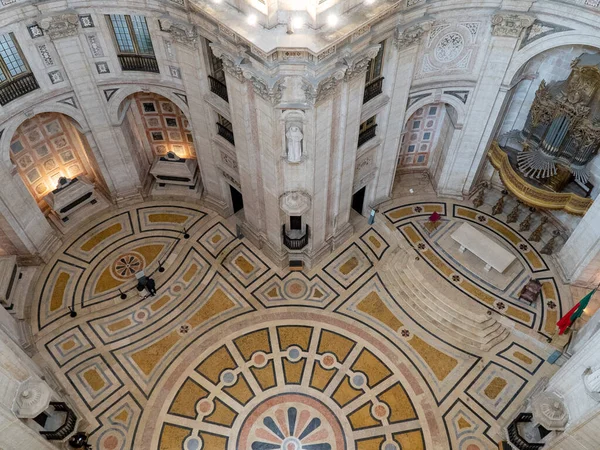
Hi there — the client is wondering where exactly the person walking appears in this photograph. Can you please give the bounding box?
[146,277,157,296]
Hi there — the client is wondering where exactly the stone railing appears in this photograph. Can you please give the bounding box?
[488,142,593,216]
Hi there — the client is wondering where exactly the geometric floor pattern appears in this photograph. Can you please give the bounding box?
[32,198,572,450]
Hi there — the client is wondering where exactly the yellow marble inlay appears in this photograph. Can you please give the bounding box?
[168,378,208,419]
[505,306,531,323]
[348,402,381,430]
[423,249,454,277]
[357,437,385,450]
[61,340,76,351]
[377,383,416,423]
[388,206,413,220]
[278,326,312,351]
[514,351,533,365]
[94,268,122,294]
[266,287,278,298]
[80,223,122,252]
[545,310,558,335]
[150,295,171,312]
[369,236,381,248]
[484,377,507,399]
[393,430,424,450]
[204,398,237,427]
[107,318,132,332]
[82,368,105,391]
[250,361,277,390]
[351,349,392,388]
[332,376,363,407]
[196,346,237,384]
[282,359,305,384]
[357,291,403,331]
[50,272,70,312]
[457,417,471,429]
[459,280,495,305]
[223,374,254,405]
[233,329,270,361]
[131,331,180,376]
[182,264,198,283]
[408,335,457,381]
[339,257,359,275]
[187,288,234,328]
[114,410,129,424]
[148,213,188,224]
[309,362,336,391]
[317,330,355,362]
[199,432,227,450]
[235,255,254,274]
[211,234,222,243]
[159,424,191,450]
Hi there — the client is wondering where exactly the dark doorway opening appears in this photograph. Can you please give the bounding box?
[33,412,49,428]
[230,185,244,213]
[352,186,366,215]
[290,216,302,230]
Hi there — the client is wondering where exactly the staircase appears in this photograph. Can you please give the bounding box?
[507,413,544,450]
[378,235,509,352]
[40,402,77,441]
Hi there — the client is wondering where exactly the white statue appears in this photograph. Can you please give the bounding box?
[286,125,303,163]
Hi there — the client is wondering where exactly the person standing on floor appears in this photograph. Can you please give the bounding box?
[146,277,157,296]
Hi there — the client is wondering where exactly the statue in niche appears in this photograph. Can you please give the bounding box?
[286,125,303,163]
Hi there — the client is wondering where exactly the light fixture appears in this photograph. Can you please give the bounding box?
[292,16,304,29]
[247,14,257,26]
[327,14,338,27]
[365,0,376,4]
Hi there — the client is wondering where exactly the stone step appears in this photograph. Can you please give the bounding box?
[381,261,509,352]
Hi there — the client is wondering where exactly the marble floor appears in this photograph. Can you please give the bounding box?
[31,190,573,450]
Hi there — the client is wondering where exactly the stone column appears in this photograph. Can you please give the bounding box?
[0,331,57,450]
[40,14,143,203]
[557,198,600,286]
[160,22,228,213]
[373,23,430,205]
[435,13,533,197]
[0,166,60,261]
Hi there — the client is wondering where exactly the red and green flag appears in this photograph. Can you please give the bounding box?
[557,288,595,335]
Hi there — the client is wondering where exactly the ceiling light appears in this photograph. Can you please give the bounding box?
[247,14,258,26]
[327,14,338,27]
[365,0,376,4]
[292,17,304,29]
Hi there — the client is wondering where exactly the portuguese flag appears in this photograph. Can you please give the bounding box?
[557,289,596,335]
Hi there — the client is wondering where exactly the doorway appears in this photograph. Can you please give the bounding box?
[230,185,244,213]
[352,187,366,215]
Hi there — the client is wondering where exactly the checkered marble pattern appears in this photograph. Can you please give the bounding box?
[31,197,571,450]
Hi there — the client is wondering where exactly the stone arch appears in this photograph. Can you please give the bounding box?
[504,32,600,86]
[6,111,108,219]
[403,93,467,130]
[106,85,190,126]
[0,103,90,168]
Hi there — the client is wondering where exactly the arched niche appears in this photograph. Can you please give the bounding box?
[8,112,108,217]
[116,91,199,194]
[397,102,460,190]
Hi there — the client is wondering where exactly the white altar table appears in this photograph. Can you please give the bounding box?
[451,222,516,273]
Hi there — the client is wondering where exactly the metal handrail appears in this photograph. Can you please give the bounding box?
[209,75,229,102]
[118,54,159,73]
[0,73,39,106]
[363,76,384,104]
[217,122,235,146]
[358,124,377,147]
[283,225,309,250]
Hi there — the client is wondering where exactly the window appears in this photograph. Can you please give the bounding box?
[0,33,28,83]
[428,106,438,115]
[423,132,431,140]
[412,120,421,130]
[206,40,225,83]
[216,114,234,146]
[107,15,158,73]
[365,41,385,84]
[358,116,377,147]
[108,15,154,55]
[0,33,38,106]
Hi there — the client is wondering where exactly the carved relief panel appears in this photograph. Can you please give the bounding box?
[417,20,483,79]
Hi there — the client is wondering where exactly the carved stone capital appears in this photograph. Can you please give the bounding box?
[243,70,285,105]
[394,22,432,49]
[342,45,381,81]
[160,19,198,49]
[39,13,79,40]
[280,191,311,216]
[210,43,247,81]
[491,13,534,38]
[310,68,347,103]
